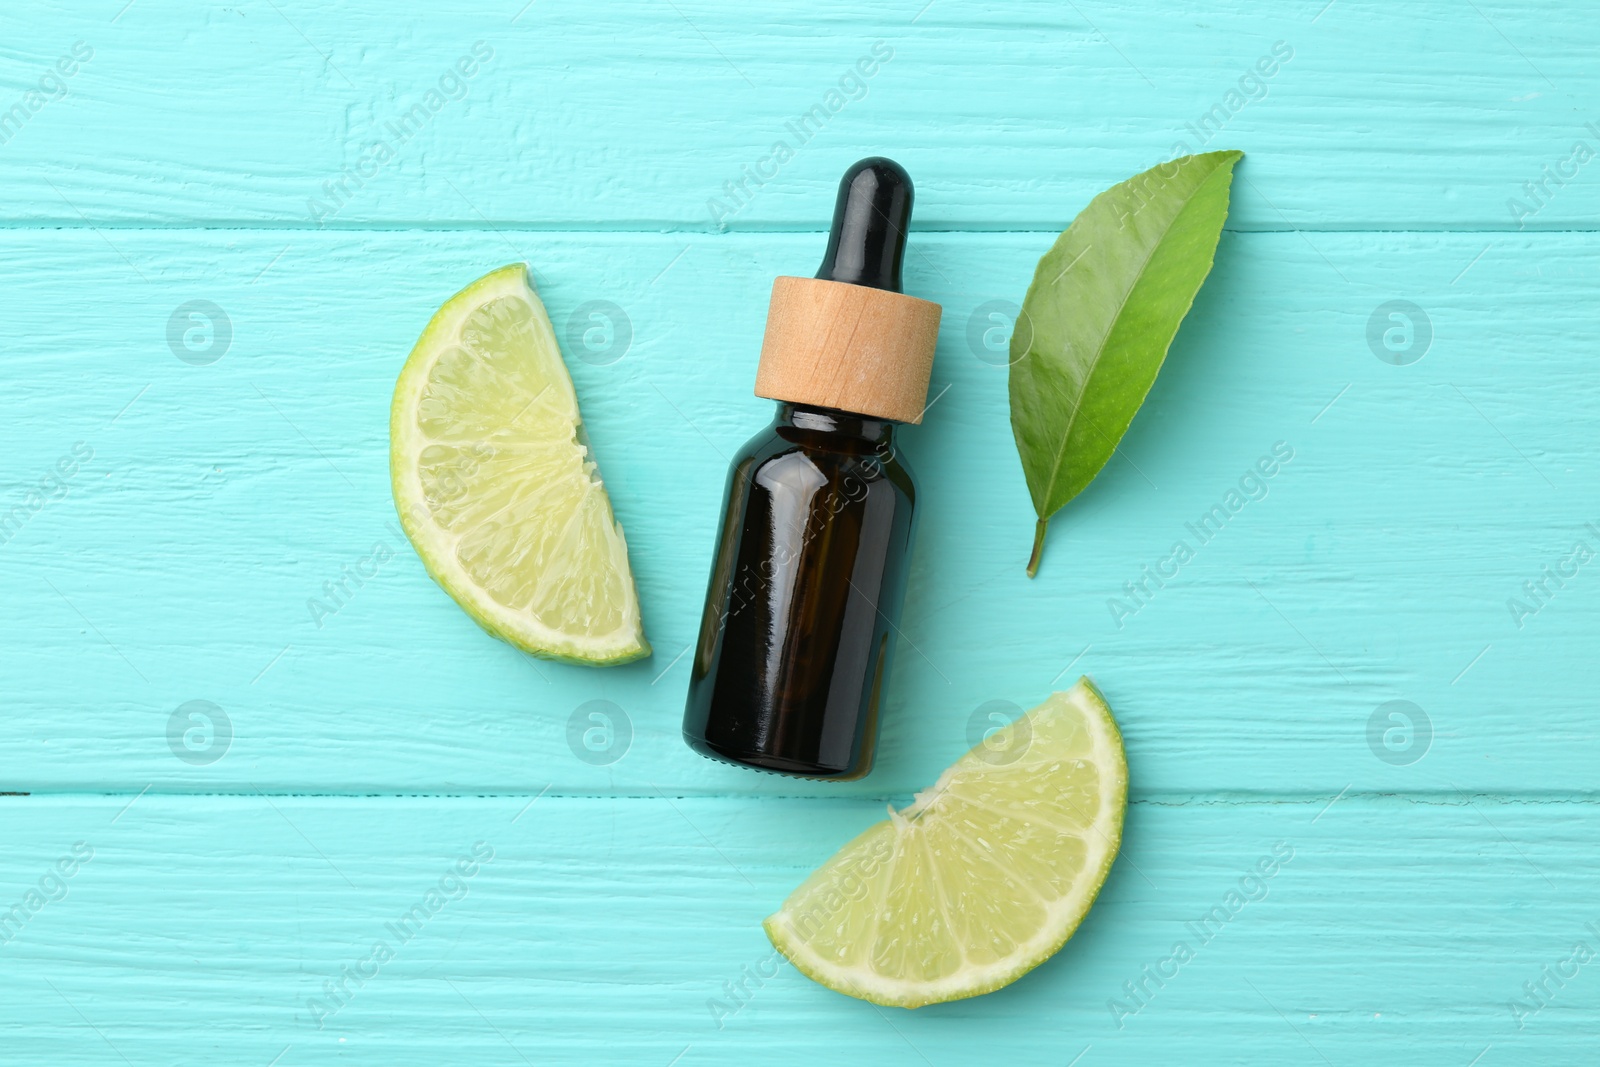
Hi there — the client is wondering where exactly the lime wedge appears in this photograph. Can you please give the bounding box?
[389,264,649,665]
[764,677,1127,1007]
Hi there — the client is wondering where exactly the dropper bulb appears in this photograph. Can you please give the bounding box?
[814,157,914,294]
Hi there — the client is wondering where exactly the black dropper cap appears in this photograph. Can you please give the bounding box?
[814,157,913,294]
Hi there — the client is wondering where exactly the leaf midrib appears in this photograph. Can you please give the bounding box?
[1036,163,1220,507]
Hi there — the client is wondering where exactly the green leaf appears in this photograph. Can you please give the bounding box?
[1009,150,1242,577]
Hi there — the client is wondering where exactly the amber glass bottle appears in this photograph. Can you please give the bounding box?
[682,158,943,779]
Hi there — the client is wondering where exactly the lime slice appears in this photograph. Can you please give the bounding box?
[764,677,1127,1007]
[389,264,649,665]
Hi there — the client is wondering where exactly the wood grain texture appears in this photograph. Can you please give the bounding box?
[755,276,941,423]
[1,229,1594,796]
[1,2,1597,229]
[4,2,1598,1063]
[0,794,1594,1065]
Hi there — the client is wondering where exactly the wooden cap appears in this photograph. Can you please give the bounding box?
[754,276,943,424]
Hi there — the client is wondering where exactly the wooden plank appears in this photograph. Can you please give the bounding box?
[7,2,1594,1063]
[2,227,1596,795]
[0,793,1590,1064]
[2,1,1597,229]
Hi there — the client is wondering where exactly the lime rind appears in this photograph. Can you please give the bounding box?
[764,677,1127,1007]
[389,264,650,666]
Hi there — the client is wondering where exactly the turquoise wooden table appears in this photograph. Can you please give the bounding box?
[4,1,1598,1062]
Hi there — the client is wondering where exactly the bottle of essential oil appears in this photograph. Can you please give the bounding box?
[682,157,943,780]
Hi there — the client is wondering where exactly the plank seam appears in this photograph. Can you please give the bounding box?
[3,791,1597,804]
[0,225,1596,236]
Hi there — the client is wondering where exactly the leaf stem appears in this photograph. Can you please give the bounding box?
[1026,518,1048,578]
